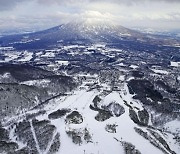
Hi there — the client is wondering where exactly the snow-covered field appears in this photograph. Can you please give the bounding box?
[151,69,169,75]
[8,80,177,154]
[171,61,180,67]
[0,44,179,154]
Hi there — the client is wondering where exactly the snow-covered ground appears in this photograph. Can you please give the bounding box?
[28,81,178,154]
[0,44,179,154]
[171,61,180,67]
[41,52,55,58]
[130,65,138,69]
[151,69,169,75]
[18,51,33,62]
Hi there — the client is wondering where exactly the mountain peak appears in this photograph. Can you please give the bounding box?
[64,18,119,30]
[57,18,129,40]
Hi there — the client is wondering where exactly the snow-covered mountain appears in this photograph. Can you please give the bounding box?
[0,19,137,43]
[54,20,136,41]
[132,27,180,39]
[0,19,179,50]
[0,20,180,154]
[0,68,179,154]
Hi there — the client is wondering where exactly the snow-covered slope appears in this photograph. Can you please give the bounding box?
[1,19,179,50]
[24,19,139,44]
[0,19,180,154]
[1,75,179,154]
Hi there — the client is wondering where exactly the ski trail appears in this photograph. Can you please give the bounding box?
[30,120,41,154]
[67,90,87,108]
[82,91,97,110]
[44,129,57,154]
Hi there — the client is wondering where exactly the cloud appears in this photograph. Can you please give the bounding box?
[0,0,179,30]
[0,0,29,11]
[0,0,180,11]
[36,0,180,5]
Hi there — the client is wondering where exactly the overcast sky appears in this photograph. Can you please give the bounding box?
[0,0,180,31]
